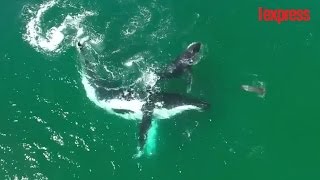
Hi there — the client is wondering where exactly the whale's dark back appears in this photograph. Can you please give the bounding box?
[159,42,202,79]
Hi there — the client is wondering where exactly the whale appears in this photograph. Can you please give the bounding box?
[158,42,202,93]
[159,42,202,78]
[138,42,208,151]
[77,41,209,154]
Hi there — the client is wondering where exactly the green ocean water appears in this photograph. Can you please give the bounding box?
[1,0,320,179]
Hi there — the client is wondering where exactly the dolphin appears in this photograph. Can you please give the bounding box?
[241,83,266,98]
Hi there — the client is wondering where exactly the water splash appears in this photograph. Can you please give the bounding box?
[22,0,97,54]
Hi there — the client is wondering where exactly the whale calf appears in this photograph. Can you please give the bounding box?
[160,42,202,78]
[158,42,202,93]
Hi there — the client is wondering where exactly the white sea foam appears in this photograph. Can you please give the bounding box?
[140,70,158,88]
[23,0,96,54]
[124,55,144,67]
[122,6,151,37]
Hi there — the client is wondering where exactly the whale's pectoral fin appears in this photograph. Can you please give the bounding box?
[159,92,210,110]
[138,99,155,150]
[138,110,152,151]
[185,69,193,93]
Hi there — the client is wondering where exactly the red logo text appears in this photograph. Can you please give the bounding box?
[258,7,310,24]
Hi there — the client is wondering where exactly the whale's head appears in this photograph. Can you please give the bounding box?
[187,42,201,54]
[185,42,202,65]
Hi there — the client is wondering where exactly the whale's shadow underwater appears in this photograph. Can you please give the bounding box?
[77,42,210,155]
